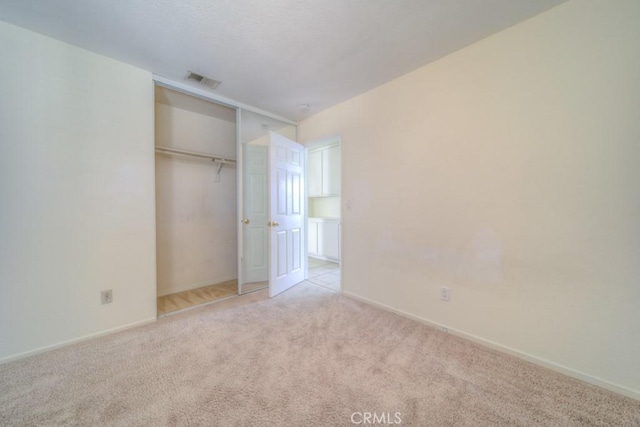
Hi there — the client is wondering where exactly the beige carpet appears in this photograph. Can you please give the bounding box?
[1,283,638,426]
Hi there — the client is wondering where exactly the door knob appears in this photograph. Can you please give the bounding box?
[268,221,280,227]
[241,218,250,224]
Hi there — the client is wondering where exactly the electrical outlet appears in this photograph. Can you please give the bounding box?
[440,286,450,302]
[101,290,113,305]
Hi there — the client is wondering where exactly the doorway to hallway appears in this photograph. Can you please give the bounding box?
[307,257,340,292]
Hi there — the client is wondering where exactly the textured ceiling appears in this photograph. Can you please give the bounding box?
[0,0,566,121]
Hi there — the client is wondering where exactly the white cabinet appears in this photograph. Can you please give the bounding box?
[322,145,341,196]
[308,150,323,197]
[308,220,319,256]
[308,145,340,197]
[308,218,340,261]
[319,220,340,260]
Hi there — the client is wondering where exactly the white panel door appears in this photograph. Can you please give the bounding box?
[242,144,269,285]
[269,132,305,297]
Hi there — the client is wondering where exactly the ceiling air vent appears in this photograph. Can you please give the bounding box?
[185,71,221,90]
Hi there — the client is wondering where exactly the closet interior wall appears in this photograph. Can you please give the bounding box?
[155,86,237,297]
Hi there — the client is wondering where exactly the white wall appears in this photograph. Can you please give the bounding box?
[300,0,640,398]
[309,197,341,218]
[155,102,237,296]
[0,21,156,361]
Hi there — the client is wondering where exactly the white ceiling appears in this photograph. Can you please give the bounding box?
[0,0,566,121]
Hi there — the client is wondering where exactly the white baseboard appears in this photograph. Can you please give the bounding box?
[342,291,640,401]
[0,317,157,365]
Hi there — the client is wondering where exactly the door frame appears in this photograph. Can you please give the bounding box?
[236,108,243,293]
[304,135,343,287]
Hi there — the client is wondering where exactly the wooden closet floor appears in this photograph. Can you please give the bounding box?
[157,280,238,316]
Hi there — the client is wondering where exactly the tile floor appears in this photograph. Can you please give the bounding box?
[307,257,341,292]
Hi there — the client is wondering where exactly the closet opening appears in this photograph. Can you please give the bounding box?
[154,86,238,316]
[306,137,342,292]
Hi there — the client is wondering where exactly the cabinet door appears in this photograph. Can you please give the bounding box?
[318,221,340,260]
[308,150,323,197]
[322,145,341,196]
[308,221,319,255]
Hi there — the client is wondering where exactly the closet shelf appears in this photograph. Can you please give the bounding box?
[155,146,236,164]
[155,146,236,182]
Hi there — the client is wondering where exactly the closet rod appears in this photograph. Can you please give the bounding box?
[155,146,236,164]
